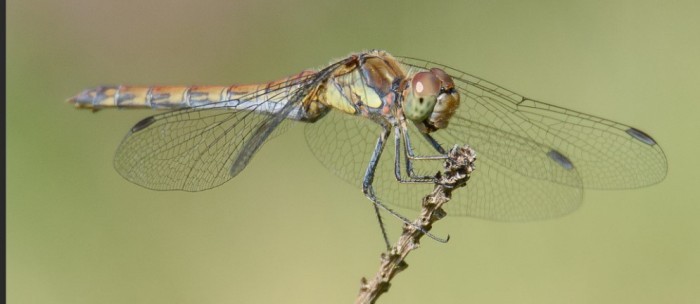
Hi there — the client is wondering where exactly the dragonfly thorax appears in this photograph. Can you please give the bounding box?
[403,68,460,133]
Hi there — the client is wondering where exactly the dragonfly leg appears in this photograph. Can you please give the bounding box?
[392,127,434,183]
[363,124,449,247]
[391,123,448,183]
[363,126,393,248]
[403,133,450,179]
[421,133,447,154]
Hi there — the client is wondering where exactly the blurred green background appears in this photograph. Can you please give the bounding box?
[7,0,700,303]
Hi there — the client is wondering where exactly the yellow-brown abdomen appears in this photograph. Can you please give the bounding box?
[68,70,317,111]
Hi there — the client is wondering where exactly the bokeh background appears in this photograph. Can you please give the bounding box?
[7,0,700,303]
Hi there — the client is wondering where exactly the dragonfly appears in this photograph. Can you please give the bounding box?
[69,50,667,245]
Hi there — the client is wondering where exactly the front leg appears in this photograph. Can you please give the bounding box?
[392,125,435,183]
[396,121,448,181]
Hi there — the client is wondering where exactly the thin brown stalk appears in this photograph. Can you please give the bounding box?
[355,145,476,304]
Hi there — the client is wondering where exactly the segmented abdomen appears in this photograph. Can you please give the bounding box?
[68,71,315,111]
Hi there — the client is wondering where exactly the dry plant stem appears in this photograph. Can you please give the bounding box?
[355,145,476,304]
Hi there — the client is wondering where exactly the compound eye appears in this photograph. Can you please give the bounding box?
[411,72,440,97]
[430,68,455,90]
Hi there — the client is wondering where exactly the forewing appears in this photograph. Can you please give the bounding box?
[398,56,668,190]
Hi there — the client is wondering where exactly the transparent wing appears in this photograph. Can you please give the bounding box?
[398,56,668,190]
[113,71,328,192]
[305,57,667,221]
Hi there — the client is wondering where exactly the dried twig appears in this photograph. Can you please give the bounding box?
[355,145,476,304]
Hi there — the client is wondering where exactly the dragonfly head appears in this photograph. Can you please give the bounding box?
[404,68,460,133]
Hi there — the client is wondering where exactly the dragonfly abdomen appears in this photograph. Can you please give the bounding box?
[68,85,253,111]
[68,71,318,112]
